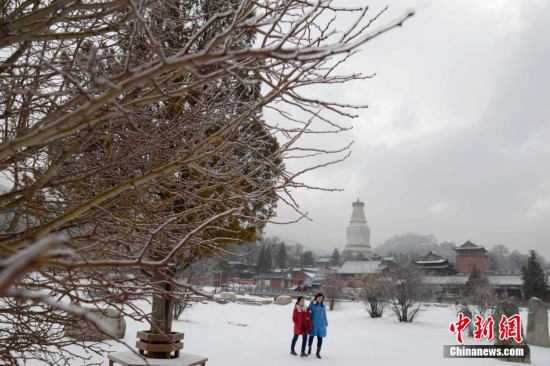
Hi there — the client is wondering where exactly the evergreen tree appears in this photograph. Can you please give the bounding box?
[276,243,288,269]
[265,247,273,272]
[257,246,272,274]
[302,251,314,266]
[257,246,265,274]
[41,0,281,342]
[521,250,549,299]
[331,248,341,265]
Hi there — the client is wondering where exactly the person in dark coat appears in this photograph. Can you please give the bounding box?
[308,292,328,359]
[291,296,312,357]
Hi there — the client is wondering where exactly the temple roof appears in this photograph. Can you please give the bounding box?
[418,251,446,262]
[453,240,487,252]
[422,275,522,286]
[415,259,449,265]
[255,273,287,280]
[315,258,332,263]
[338,260,381,274]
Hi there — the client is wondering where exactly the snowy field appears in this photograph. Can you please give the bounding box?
[28,299,550,366]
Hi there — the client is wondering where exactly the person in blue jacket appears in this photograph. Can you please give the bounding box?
[307,292,328,359]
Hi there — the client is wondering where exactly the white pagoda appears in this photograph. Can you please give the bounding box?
[342,199,373,260]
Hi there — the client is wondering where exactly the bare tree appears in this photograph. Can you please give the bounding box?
[509,250,529,273]
[488,244,510,272]
[462,267,496,318]
[386,264,429,323]
[0,0,413,364]
[173,261,212,321]
[357,273,389,318]
[323,269,343,311]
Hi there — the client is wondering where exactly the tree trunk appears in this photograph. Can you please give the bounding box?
[149,270,175,358]
[151,275,174,333]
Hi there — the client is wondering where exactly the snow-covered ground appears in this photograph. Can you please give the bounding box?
[29,299,550,365]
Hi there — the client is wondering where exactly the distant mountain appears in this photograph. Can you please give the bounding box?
[374,233,457,263]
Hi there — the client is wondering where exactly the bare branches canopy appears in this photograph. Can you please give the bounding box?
[0,0,413,364]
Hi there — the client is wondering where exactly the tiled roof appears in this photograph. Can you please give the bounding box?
[453,240,486,251]
[316,258,332,263]
[338,260,381,274]
[415,259,448,265]
[422,275,522,286]
[255,273,286,280]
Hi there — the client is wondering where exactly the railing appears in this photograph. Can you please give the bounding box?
[248,287,315,298]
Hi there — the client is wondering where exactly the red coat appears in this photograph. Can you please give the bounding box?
[292,306,313,335]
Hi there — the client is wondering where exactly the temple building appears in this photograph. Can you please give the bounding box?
[453,240,488,274]
[414,251,456,276]
[342,199,373,260]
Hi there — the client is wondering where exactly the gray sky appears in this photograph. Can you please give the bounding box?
[265,0,550,259]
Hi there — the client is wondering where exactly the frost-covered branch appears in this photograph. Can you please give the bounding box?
[0,0,412,364]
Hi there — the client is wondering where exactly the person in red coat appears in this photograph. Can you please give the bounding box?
[291,296,312,357]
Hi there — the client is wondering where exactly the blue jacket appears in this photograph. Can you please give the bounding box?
[308,301,328,337]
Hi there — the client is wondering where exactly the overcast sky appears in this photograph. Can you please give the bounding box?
[265,0,550,259]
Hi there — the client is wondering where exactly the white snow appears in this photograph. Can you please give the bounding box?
[422,276,523,286]
[338,261,381,274]
[26,300,550,365]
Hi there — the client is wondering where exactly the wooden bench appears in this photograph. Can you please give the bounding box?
[108,351,207,366]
